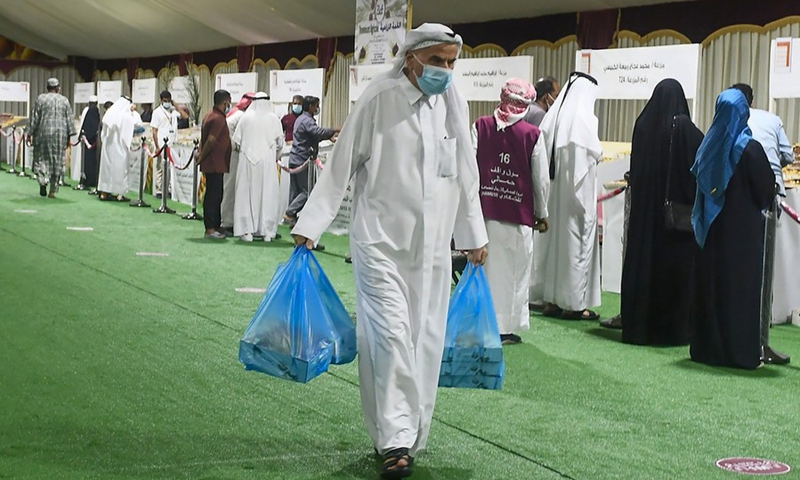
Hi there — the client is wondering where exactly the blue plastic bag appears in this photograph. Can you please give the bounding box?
[439,263,505,390]
[239,247,356,383]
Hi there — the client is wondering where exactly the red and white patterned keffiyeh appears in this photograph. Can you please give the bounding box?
[494,78,536,130]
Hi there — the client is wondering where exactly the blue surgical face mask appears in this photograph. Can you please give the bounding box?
[162,101,172,110]
[412,54,453,96]
[292,104,303,114]
[224,105,231,114]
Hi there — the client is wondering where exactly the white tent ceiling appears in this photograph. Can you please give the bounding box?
[0,0,695,60]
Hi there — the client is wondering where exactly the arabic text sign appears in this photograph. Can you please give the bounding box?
[215,72,258,103]
[97,81,122,103]
[132,78,157,104]
[453,56,534,102]
[0,81,29,102]
[169,76,198,104]
[575,44,700,100]
[349,64,393,101]
[73,82,95,104]
[770,38,800,99]
[269,68,324,103]
[355,0,408,65]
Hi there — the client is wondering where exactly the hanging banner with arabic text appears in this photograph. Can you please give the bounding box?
[574,44,700,100]
[355,0,409,66]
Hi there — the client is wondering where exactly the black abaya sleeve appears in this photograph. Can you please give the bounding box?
[743,140,777,210]
[670,115,704,205]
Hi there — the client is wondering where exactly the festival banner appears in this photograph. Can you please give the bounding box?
[355,0,409,66]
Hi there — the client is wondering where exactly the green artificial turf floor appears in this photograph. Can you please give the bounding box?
[1,171,800,480]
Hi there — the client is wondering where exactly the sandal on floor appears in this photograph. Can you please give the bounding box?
[380,447,413,479]
[561,309,600,321]
[542,306,563,318]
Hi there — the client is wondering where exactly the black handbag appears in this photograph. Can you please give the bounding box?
[664,116,694,232]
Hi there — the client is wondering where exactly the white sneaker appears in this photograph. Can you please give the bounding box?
[240,233,253,242]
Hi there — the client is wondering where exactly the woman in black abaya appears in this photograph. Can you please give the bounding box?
[620,79,704,345]
[689,88,776,369]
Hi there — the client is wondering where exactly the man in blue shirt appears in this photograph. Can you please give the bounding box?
[731,83,792,365]
[283,96,339,234]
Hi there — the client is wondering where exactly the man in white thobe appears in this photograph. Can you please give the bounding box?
[97,96,141,201]
[532,72,602,320]
[472,78,550,345]
[221,93,254,233]
[232,92,284,242]
[291,23,488,479]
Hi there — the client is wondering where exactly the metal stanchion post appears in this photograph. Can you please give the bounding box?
[18,128,30,178]
[130,136,150,208]
[73,131,87,190]
[6,126,18,174]
[182,139,202,220]
[153,137,175,214]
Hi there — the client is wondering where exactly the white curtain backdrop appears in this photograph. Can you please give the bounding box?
[4,19,800,144]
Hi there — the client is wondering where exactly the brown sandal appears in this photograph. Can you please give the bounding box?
[380,447,413,479]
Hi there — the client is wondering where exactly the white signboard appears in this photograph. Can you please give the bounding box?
[355,0,409,66]
[215,72,258,103]
[97,80,122,103]
[73,82,95,104]
[132,78,158,104]
[269,68,325,103]
[769,38,800,99]
[574,44,700,100]
[0,81,29,103]
[349,64,392,101]
[169,76,198,104]
[453,56,534,102]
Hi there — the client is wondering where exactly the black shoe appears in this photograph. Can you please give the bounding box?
[600,315,623,330]
[39,185,47,197]
[762,345,791,365]
[155,193,162,199]
[500,334,522,345]
[313,244,325,252]
[345,254,352,264]
[273,233,282,240]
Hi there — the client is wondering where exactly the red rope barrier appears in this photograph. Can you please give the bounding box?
[597,186,627,203]
[168,147,198,171]
[780,201,800,225]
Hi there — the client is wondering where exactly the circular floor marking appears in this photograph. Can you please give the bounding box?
[14,209,37,213]
[716,458,791,475]
[136,252,169,257]
[66,227,94,231]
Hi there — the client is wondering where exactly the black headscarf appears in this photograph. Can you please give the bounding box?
[80,105,101,143]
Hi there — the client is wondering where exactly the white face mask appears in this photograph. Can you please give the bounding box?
[162,102,173,110]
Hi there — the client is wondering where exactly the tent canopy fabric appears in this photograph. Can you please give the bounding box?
[0,0,693,60]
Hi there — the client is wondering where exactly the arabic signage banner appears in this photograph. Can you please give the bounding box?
[574,44,700,100]
[355,0,409,66]
[349,63,393,101]
[96,80,122,103]
[215,72,258,103]
[453,56,534,102]
[132,78,157,104]
[73,82,95,104]
[769,38,800,99]
[269,68,324,104]
[0,81,29,103]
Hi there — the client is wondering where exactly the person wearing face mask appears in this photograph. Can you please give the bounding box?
[150,90,188,198]
[196,90,233,240]
[523,76,560,127]
[291,23,488,479]
[281,95,304,142]
[283,95,340,236]
[220,93,255,235]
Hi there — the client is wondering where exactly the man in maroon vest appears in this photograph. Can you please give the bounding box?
[473,78,550,344]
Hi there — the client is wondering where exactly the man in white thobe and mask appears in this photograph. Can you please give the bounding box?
[291,23,488,480]
[532,72,603,320]
[97,96,141,202]
[221,93,254,234]
[232,92,284,242]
